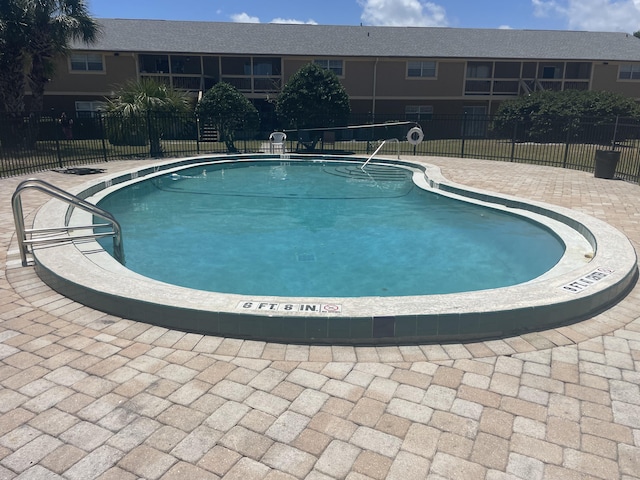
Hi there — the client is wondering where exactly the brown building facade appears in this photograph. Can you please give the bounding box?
[39,19,640,121]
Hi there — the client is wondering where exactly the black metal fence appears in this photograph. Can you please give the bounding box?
[2,111,640,182]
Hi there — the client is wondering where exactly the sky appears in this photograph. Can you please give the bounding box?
[88,0,640,33]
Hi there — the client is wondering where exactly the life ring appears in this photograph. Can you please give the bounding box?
[407,126,424,145]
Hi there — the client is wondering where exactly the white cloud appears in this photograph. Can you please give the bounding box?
[358,0,449,27]
[270,18,319,25]
[498,25,513,29]
[231,12,261,23]
[532,0,640,31]
[231,13,318,25]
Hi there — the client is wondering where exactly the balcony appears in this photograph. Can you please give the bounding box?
[221,77,252,92]
[172,76,202,91]
[465,78,590,96]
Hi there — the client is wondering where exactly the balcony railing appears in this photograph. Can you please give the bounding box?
[172,76,202,91]
[465,78,591,95]
[221,77,252,92]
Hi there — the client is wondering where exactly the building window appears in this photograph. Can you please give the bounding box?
[70,53,103,72]
[253,57,281,76]
[139,54,169,74]
[170,55,201,75]
[405,105,433,121]
[407,61,436,78]
[221,57,252,76]
[565,62,591,79]
[466,62,493,78]
[493,62,521,79]
[75,101,105,117]
[314,59,343,76]
[619,64,640,80]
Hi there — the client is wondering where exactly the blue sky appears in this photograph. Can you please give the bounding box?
[89,0,640,33]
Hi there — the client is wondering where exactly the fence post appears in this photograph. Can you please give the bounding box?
[510,121,518,162]
[562,118,573,169]
[99,114,108,163]
[461,114,467,158]
[196,116,200,155]
[55,126,63,168]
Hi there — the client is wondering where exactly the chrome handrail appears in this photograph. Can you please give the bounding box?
[361,138,400,170]
[12,178,124,266]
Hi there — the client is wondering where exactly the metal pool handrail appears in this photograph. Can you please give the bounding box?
[12,178,125,266]
[361,138,400,170]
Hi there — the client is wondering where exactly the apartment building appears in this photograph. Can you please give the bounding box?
[43,18,640,121]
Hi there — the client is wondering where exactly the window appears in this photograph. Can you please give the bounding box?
[405,105,433,121]
[221,57,252,75]
[619,64,640,80]
[139,54,169,74]
[539,63,563,79]
[314,59,343,76]
[75,101,105,117]
[494,62,520,78]
[253,58,281,76]
[170,55,201,75]
[522,62,537,78]
[70,53,103,72]
[466,62,492,78]
[407,61,436,78]
[565,62,591,79]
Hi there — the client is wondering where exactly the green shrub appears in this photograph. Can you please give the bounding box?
[493,90,640,142]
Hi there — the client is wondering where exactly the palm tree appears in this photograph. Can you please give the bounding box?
[105,78,192,156]
[0,0,99,148]
[0,0,30,116]
[0,0,32,147]
[27,0,100,114]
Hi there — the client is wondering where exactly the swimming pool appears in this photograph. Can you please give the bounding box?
[31,154,638,343]
[95,160,565,298]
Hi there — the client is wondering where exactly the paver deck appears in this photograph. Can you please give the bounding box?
[1,156,639,479]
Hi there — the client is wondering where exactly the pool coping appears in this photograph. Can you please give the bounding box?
[30,154,638,344]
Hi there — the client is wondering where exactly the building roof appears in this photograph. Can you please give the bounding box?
[76,18,640,62]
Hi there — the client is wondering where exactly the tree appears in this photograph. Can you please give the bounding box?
[0,0,100,115]
[0,0,99,148]
[493,90,640,142]
[0,0,30,116]
[276,63,350,149]
[26,0,100,114]
[0,0,33,147]
[196,82,259,153]
[105,78,191,156]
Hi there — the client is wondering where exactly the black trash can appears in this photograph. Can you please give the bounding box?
[594,149,620,179]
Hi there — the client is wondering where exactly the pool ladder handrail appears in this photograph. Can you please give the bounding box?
[361,138,400,170]
[12,178,125,267]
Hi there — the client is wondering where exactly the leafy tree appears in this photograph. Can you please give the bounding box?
[0,0,99,148]
[276,63,350,149]
[28,0,100,114]
[196,82,259,152]
[0,0,99,114]
[493,90,640,142]
[0,0,30,116]
[105,78,191,156]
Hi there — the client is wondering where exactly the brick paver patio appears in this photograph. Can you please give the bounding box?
[1,156,639,479]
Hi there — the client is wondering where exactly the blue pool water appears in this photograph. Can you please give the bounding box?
[97,160,565,297]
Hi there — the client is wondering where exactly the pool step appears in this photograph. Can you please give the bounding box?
[327,164,409,181]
